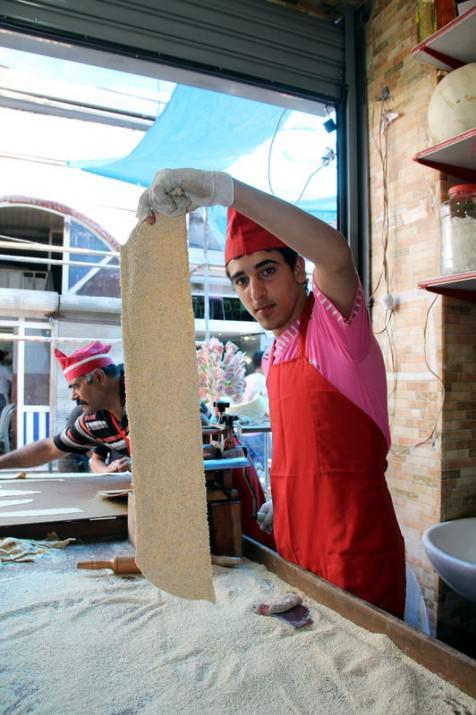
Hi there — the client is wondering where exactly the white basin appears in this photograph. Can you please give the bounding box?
[423,517,476,602]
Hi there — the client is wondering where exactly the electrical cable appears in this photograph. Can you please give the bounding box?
[375,307,393,335]
[418,294,445,447]
[391,295,444,456]
[266,109,336,204]
[370,98,390,299]
[267,108,289,196]
[370,95,400,421]
[371,97,444,451]
[370,94,445,456]
[292,154,334,205]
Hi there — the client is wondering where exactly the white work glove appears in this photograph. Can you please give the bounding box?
[256,499,273,534]
[136,168,234,221]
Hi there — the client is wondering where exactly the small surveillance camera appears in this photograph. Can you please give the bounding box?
[323,118,337,133]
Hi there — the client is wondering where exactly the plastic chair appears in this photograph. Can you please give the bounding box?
[0,403,15,453]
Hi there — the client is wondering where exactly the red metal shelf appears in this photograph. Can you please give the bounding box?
[412,5,476,70]
[418,271,476,302]
[413,128,476,182]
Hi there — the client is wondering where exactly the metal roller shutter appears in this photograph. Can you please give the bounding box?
[0,0,345,102]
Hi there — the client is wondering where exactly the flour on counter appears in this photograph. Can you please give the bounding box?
[1,558,474,715]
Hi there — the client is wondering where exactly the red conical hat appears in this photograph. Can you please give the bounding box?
[54,341,113,381]
[225,208,287,265]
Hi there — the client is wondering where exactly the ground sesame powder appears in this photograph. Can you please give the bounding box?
[1,558,474,714]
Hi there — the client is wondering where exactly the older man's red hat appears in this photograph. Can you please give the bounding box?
[54,341,113,381]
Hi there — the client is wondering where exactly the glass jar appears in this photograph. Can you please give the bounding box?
[416,0,436,41]
[440,184,476,276]
[436,0,456,28]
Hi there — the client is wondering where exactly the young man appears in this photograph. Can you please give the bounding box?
[0,341,131,473]
[137,168,406,617]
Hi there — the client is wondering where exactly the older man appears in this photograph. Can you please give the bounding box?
[0,340,271,549]
[0,341,130,473]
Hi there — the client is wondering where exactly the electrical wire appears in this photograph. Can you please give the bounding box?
[292,153,335,205]
[374,307,393,335]
[370,98,390,299]
[267,108,289,196]
[370,96,400,421]
[371,97,444,452]
[391,295,445,456]
[370,95,446,456]
[266,108,336,204]
[418,294,445,446]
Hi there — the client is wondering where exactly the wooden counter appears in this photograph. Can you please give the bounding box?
[0,474,130,539]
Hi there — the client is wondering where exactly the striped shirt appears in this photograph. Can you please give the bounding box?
[53,368,128,456]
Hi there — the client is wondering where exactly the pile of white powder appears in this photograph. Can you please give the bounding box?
[1,558,475,714]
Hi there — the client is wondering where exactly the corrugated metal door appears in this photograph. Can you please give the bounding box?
[0,0,345,102]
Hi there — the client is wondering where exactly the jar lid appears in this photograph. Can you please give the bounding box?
[448,184,476,198]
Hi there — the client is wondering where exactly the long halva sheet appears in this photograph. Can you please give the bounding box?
[120,216,214,601]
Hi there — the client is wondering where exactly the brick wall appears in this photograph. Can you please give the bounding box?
[366,0,476,647]
[439,297,476,655]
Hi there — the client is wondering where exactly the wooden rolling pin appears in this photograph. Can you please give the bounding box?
[77,553,241,575]
[77,556,140,574]
[211,555,241,567]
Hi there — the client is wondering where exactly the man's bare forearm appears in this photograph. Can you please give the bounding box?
[232,180,352,271]
[0,438,64,469]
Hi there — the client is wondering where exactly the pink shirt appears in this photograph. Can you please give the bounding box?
[263,278,390,449]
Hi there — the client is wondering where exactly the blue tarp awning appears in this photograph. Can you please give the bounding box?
[71,83,337,246]
[72,85,286,186]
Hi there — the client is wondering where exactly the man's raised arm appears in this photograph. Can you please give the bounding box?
[137,169,357,317]
[232,180,357,317]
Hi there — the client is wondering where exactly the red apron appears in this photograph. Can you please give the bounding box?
[267,295,405,617]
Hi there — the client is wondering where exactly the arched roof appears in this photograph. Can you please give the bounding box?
[0,195,120,251]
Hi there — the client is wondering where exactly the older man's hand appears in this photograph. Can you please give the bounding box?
[108,457,132,473]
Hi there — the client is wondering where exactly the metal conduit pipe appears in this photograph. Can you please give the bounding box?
[0,253,119,270]
[0,237,120,258]
[59,294,121,314]
[0,287,58,314]
[0,288,121,316]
